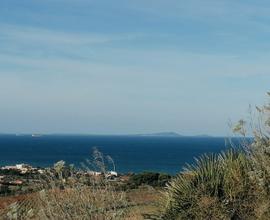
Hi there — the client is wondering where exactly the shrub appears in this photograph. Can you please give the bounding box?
[162,150,259,220]
[128,172,172,188]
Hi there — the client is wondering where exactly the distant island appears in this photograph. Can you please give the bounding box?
[135,132,213,137]
[137,132,183,137]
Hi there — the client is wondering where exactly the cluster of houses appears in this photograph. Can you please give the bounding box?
[0,163,125,196]
[0,163,118,187]
[1,164,44,174]
[85,170,118,179]
[0,164,39,187]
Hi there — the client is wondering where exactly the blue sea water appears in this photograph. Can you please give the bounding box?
[0,135,231,174]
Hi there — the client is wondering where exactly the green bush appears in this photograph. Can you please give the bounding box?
[128,172,172,188]
[162,150,259,220]
[0,184,11,195]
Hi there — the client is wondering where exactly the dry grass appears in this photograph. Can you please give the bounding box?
[124,187,162,220]
[1,183,128,220]
[0,186,162,220]
[0,194,30,210]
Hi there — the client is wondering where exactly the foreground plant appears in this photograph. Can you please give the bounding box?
[162,150,258,220]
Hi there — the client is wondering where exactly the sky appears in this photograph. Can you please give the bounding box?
[0,0,270,136]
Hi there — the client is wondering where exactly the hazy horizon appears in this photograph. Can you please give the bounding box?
[0,131,215,136]
[1,1,270,136]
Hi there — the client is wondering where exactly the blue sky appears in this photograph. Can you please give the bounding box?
[0,0,270,135]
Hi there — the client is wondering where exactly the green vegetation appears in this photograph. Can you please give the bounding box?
[162,150,258,219]
[126,172,172,188]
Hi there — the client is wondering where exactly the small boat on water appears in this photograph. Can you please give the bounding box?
[31,134,43,137]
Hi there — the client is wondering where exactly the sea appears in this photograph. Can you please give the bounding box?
[0,135,234,175]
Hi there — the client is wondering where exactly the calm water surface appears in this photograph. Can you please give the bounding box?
[0,135,231,174]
